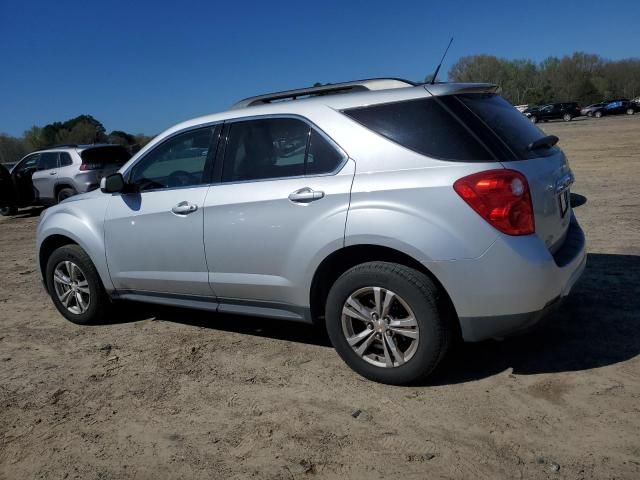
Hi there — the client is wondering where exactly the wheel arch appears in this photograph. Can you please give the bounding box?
[54,183,76,199]
[309,244,459,334]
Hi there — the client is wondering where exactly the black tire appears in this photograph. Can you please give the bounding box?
[626,108,635,115]
[325,262,452,385]
[45,244,111,324]
[529,115,538,124]
[0,206,18,216]
[563,113,572,122]
[594,110,603,118]
[57,187,76,203]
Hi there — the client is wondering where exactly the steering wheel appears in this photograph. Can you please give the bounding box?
[167,170,195,188]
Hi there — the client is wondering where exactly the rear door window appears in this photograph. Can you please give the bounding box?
[37,152,59,171]
[343,97,494,161]
[221,118,344,182]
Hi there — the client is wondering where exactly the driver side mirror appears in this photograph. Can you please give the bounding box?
[100,173,126,193]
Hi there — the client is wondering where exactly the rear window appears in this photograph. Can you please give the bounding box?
[343,93,553,161]
[80,146,131,165]
[454,93,556,159]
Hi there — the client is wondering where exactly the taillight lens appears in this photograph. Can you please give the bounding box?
[453,169,535,235]
[80,163,102,171]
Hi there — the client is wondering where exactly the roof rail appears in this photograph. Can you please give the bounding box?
[229,78,417,110]
[35,144,79,151]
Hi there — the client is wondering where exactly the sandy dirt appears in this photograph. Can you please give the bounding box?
[1,114,639,479]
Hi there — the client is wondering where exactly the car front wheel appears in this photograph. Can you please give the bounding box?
[563,113,573,122]
[325,262,451,385]
[626,108,635,115]
[45,244,111,324]
[594,110,603,118]
[529,115,538,124]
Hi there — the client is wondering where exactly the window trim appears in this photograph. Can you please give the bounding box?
[122,123,222,193]
[213,114,348,185]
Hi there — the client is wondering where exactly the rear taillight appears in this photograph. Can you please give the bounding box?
[453,169,535,236]
[80,163,103,171]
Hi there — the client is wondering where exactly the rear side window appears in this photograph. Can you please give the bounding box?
[222,118,343,182]
[60,152,73,167]
[37,152,59,170]
[343,97,494,161]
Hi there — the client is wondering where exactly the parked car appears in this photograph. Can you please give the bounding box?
[524,102,581,123]
[580,102,607,117]
[0,144,131,216]
[36,79,586,385]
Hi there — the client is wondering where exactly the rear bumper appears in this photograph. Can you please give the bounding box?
[427,215,587,342]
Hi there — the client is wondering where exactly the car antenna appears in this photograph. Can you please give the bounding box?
[430,37,454,85]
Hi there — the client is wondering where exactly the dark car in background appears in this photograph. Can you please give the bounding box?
[581,99,638,118]
[524,102,581,123]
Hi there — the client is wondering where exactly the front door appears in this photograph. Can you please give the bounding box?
[32,152,59,202]
[203,117,354,308]
[11,153,40,206]
[104,125,220,296]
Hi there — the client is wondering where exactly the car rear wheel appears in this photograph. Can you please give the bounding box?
[563,113,573,122]
[529,115,538,124]
[626,108,635,115]
[0,206,18,216]
[594,110,603,118]
[325,262,451,385]
[46,244,111,324]
[57,188,76,203]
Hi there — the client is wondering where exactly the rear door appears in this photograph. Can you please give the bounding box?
[32,152,59,202]
[203,117,353,308]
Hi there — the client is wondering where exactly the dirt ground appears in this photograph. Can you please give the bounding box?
[1,115,639,479]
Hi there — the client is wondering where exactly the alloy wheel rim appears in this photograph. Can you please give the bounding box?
[53,261,90,314]
[341,286,419,368]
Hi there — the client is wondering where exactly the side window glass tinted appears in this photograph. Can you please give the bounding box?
[37,152,59,171]
[130,127,213,191]
[17,154,40,173]
[222,118,309,182]
[59,152,73,167]
[306,130,343,175]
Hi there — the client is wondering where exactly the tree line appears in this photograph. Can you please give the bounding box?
[0,115,153,164]
[447,52,640,106]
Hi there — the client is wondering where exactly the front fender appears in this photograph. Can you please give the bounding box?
[36,196,113,291]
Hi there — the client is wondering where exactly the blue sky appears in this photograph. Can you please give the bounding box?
[1,0,638,137]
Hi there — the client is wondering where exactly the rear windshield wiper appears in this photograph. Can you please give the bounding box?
[527,135,559,151]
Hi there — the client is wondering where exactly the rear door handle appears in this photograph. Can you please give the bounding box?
[171,201,198,215]
[288,187,325,203]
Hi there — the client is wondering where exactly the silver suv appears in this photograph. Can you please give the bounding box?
[36,79,586,384]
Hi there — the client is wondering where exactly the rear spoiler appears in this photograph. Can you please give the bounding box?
[423,82,498,97]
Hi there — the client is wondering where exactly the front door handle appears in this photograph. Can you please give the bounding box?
[171,201,198,215]
[49,171,57,175]
[288,187,325,204]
